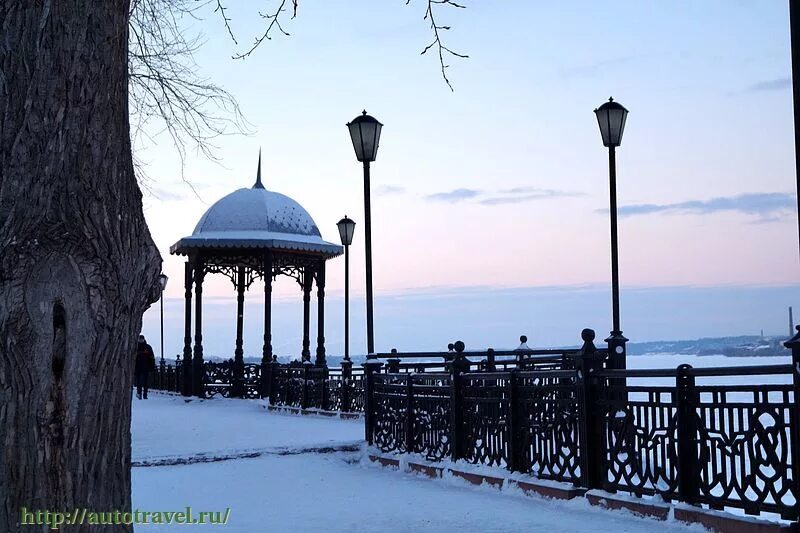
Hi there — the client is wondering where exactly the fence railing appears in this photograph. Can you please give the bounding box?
[150,359,367,412]
[149,341,574,412]
[150,327,800,520]
[366,358,586,482]
[595,363,797,518]
[363,331,800,522]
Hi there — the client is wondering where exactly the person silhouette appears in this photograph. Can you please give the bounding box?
[134,334,156,399]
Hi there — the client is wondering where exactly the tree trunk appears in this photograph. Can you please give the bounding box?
[0,2,160,531]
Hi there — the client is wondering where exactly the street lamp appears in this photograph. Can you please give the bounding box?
[337,216,356,361]
[594,97,629,370]
[347,110,382,356]
[158,273,169,366]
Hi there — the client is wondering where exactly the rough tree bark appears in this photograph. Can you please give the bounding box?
[0,1,160,531]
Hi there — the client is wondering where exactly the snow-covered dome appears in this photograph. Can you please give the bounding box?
[193,187,320,238]
[170,158,342,258]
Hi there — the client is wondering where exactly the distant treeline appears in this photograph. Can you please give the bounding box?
[626,335,789,357]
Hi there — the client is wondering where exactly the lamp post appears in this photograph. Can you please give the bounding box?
[347,110,382,356]
[158,273,169,366]
[791,1,800,261]
[594,97,629,370]
[337,216,356,361]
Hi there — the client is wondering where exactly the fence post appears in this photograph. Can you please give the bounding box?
[576,328,606,489]
[231,359,244,398]
[301,361,312,409]
[676,363,700,504]
[176,354,183,393]
[405,374,415,453]
[487,348,496,372]
[173,355,181,392]
[158,357,165,390]
[268,357,280,404]
[387,349,401,374]
[260,356,271,399]
[449,340,470,462]
[506,369,521,472]
[784,326,800,519]
[363,359,384,444]
[341,359,353,412]
[321,365,330,411]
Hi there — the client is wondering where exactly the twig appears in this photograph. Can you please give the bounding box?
[414,0,468,91]
[233,0,299,60]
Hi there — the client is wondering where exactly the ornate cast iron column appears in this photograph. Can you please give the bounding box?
[192,257,205,398]
[301,266,312,361]
[261,252,273,398]
[182,259,193,396]
[232,265,246,397]
[315,260,326,367]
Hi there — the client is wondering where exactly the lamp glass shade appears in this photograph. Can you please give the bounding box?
[594,99,628,147]
[347,111,382,162]
[158,273,169,291]
[337,216,356,246]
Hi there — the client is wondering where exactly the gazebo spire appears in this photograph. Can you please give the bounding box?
[253,149,264,189]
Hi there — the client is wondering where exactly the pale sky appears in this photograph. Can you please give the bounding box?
[139,1,800,358]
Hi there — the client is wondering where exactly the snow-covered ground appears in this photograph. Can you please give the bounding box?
[132,355,790,531]
[134,449,705,533]
[131,391,708,532]
[132,394,362,463]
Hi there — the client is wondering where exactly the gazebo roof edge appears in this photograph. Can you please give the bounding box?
[170,235,343,259]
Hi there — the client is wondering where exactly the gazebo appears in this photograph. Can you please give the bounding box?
[170,155,343,397]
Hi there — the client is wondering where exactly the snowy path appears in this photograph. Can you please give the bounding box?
[132,393,362,463]
[131,393,701,532]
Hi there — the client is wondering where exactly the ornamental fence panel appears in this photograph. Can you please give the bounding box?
[596,364,798,520]
[362,333,800,522]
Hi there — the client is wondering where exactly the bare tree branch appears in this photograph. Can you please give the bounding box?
[214,0,238,45]
[128,0,252,194]
[214,0,467,88]
[125,0,467,195]
[232,0,299,60]
[417,0,468,91]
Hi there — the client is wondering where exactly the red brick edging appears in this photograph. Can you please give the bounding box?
[585,491,670,521]
[673,506,794,533]
[367,455,792,532]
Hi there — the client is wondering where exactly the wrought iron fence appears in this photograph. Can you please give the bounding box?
[149,329,800,521]
[363,331,800,522]
[595,364,797,519]
[150,358,367,412]
[367,358,585,484]
[265,363,366,412]
[148,361,181,393]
